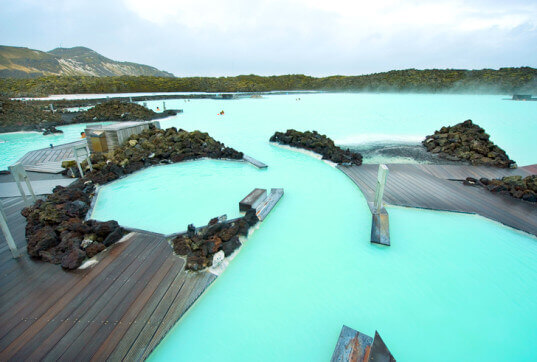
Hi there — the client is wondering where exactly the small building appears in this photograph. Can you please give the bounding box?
[85,121,160,154]
[512,94,533,101]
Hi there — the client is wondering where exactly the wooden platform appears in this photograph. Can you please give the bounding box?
[338,164,537,237]
[521,164,537,175]
[17,140,88,174]
[0,179,76,198]
[0,213,216,361]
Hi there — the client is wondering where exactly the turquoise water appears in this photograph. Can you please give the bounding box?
[89,93,537,361]
[146,93,537,166]
[91,160,263,234]
[0,122,111,171]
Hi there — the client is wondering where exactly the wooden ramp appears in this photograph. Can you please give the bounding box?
[338,164,537,237]
[17,140,88,174]
[0,231,215,361]
[243,155,268,169]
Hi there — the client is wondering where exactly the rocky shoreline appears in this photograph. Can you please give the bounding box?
[22,126,244,270]
[0,99,178,133]
[464,175,537,203]
[270,129,363,166]
[0,97,61,133]
[422,120,516,168]
[73,100,177,123]
[172,210,259,271]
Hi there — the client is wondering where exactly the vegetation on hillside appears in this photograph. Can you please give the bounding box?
[0,45,174,79]
[0,67,536,96]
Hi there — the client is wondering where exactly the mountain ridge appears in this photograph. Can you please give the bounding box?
[0,45,174,78]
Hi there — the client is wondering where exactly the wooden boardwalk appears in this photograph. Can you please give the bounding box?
[17,140,88,173]
[338,164,537,237]
[0,226,215,360]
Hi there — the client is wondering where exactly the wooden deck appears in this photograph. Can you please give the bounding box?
[338,164,537,237]
[0,220,215,361]
[17,140,88,174]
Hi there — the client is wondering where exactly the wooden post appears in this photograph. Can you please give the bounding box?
[369,164,390,246]
[0,203,19,258]
[374,165,388,213]
[163,101,166,111]
[8,163,36,206]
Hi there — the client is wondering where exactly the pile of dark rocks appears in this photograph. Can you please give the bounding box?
[422,120,516,168]
[21,181,125,270]
[464,175,537,203]
[72,126,244,183]
[0,97,61,133]
[42,125,63,135]
[172,210,259,271]
[270,129,362,166]
[24,127,244,270]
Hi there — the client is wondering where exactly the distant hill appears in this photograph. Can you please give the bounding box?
[0,45,174,78]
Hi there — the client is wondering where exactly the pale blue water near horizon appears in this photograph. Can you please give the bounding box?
[87,93,537,361]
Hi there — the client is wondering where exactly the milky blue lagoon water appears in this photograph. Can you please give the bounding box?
[4,93,537,360]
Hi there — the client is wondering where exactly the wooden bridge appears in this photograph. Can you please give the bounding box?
[338,163,537,237]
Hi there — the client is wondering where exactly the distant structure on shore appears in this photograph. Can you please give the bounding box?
[512,94,535,101]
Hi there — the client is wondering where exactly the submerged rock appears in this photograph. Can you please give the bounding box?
[270,129,362,166]
[42,125,63,135]
[422,120,516,168]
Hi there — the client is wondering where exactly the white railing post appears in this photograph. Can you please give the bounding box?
[9,163,36,206]
[73,146,84,177]
[0,201,20,258]
[373,164,388,213]
[73,144,92,177]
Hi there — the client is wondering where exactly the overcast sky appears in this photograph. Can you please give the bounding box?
[1,0,536,76]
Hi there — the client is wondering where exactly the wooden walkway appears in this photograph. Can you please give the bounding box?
[0,179,75,198]
[17,140,88,173]
[0,227,215,361]
[338,164,537,237]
